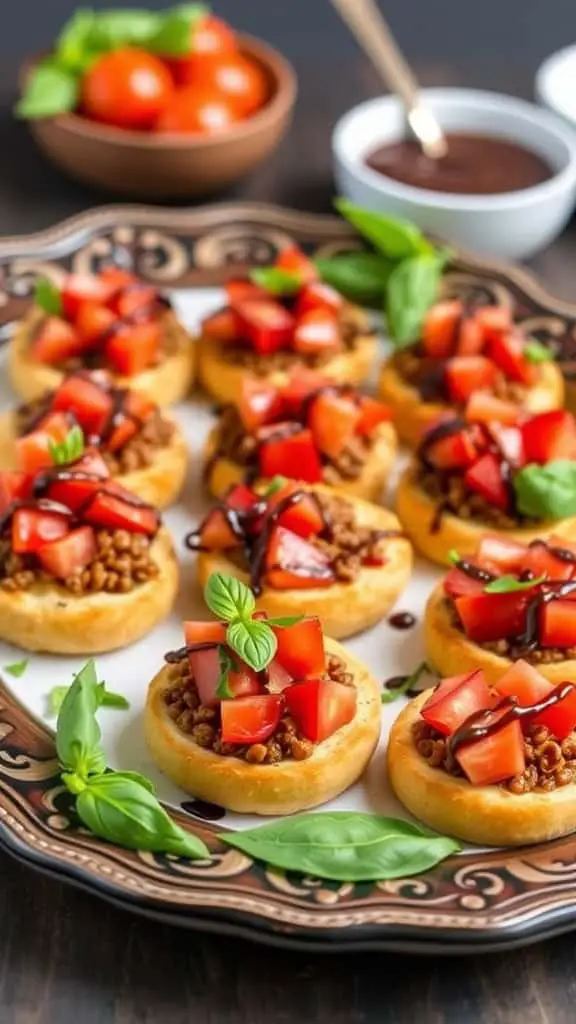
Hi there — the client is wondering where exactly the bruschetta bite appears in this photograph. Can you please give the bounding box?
[198,246,377,404]
[388,663,576,846]
[0,370,188,509]
[379,299,563,446]
[396,408,576,565]
[187,480,412,638]
[9,267,195,406]
[203,368,396,501]
[145,574,381,814]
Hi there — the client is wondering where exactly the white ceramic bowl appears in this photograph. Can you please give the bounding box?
[536,44,576,129]
[332,88,576,260]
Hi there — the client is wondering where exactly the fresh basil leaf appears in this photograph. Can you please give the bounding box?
[50,680,130,717]
[16,61,79,120]
[447,549,461,565]
[215,646,236,700]
[524,339,553,364]
[250,268,302,295]
[264,475,288,498]
[113,770,156,794]
[222,812,459,882]
[484,573,546,594]
[381,661,431,704]
[76,772,209,859]
[4,658,28,678]
[148,5,207,55]
[54,8,98,74]
[56,661,107,778]
[386,252,444,346]
[514,460,576,520]
[87,9,161,50]
[98,688,130,710]
[204,573,255,622]
[315,252,393,306]
[34,277,62,316]
[266,615,305,627]
[47,685,71,717]
[49,425,85,466]
[226,619,277,672]
[335,198,432,260]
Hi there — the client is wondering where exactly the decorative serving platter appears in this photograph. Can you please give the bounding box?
[0,203,575,953]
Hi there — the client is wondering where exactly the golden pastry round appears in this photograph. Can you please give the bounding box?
[378,357,564,447]
[0,528,178,654]
[196,486,413,638]
[387,690,576,846]
[198,314,377,404]
[144,637,381,815]
[0,410,189,511]
[202,420,398,502]
[395,465,576,566]
[8,308,196,407]
[424,581,576,687]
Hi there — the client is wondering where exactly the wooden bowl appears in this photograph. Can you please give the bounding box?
[21,36,297,199]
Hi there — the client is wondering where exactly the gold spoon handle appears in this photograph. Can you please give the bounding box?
[329,0,447,159]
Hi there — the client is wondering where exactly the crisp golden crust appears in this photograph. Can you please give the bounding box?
[8,308,196,407]
[144,637,381,815]
[424,581,576,686]
[387,691,576,846]
[196,485,413,638]
[0,527,178,654]
[202,420,398,502]
[378,357,565,448]
[395,465,576,566]
[0,410,188,510]
[197,331,377,405]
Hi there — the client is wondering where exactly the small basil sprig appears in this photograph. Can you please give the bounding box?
[514,460,576,520]
[49,425,85,466]
[215,647,237,700]
[250,268,302,295]
[484,574,546,594]
[335,199,433,260]
[56,661,208,860]
[447,549,461,565]
[315,252,394,306]
[48,681,130,717]
[222,811,460,882]
[4,658,28,678]
[34,277,63,316]
[524,339,554,364]
[204,573,279,672]
[385,251,447,346]
[381,661,431,704]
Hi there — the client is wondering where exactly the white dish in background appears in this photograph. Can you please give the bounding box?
[332,88,576,260]
[536,44,576,129]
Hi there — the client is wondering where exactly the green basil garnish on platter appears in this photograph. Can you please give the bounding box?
[222,811,460,882]
[250,267,302,295]
[335,198,433,260]
[381,661,431,704]
[524,339,554,364]
[49,425,85,466]
[4,658,29,678]
[34,276,63,316]
[56,661,108,779]
[385,251,446,346]
[514,460,576,520]
[48,681,130,717]
[484,574,546,594]
[315,252,394,306]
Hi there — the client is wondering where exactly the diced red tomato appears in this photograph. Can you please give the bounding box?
[444,356,496,404]
[355,396,391,436]
[477,535,527,574]
[104,322,161,375]
[464,452,510,511]
[443,565,486,599]
[489,424,526,467]
[519,540,574,581]
[82,488,159,535]
[494,660,551,706]
[115,285,159,321]
[421,670,493,736]
[75,302,117,348]
[293,309,341,355]
[198,507,240,549]
[47,448,109,510]
[272,616,325,678]
[425,428,478,470]
[455,591,530,643]
[539,601,576,649]
[61,274,111,321]
[0,471,30,513]
[267,658,294,693]
[295,281,343,316]
[97,267,138,296]
[184,621,227,646]
[307,391,361,459]
[258,429,323,484]
[456,715,524,785]
[12,507,69,554]
[225,279,266,305]
[274,245,317,284]
[187,645,221,706]
[474,304,512,341]
[106,417,138,453]
[421,300,462,358]
[202,307,238,344]
[464,392,520,426]
[285,678,356,742]
[456,315,484,355]
[266,482,324,539]
[52,375,113,438]
[233,299,294,355]
[522,410,576,464]
[31,317,83,365]
[36,525,96,579]
[237,376,283,432]
[489,332,537,385]
[226,483,259,511]
[266,525,335,590]
[220,694,282,744]
[535,682,576,739]
[281,368,329,416]
[227,665,263,699]
[15,412,73,474]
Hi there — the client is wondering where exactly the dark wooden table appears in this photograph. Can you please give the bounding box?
[0,47,575,1024]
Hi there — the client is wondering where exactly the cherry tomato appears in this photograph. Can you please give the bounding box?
[155,87,241,134]
[194,15,237,56]
[179,53,269,116]
[81,48,174,130]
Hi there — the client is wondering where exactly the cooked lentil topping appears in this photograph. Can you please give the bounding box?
[164,652,353,762]
[413,717,576,793]
[312,492,391,581]
[417,465,535,529]
[393,346,527,405]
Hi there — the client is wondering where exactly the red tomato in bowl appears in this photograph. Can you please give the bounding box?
[81,48,174,130]
[155,87,241,134]
[179,53,269,117]
[193,15,237,57]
